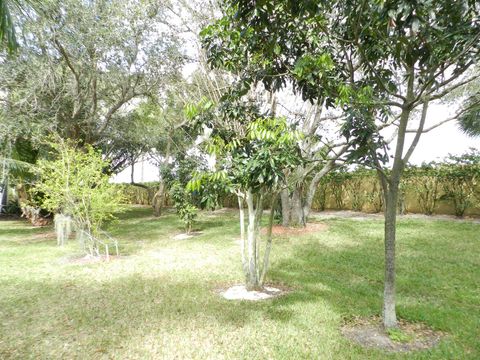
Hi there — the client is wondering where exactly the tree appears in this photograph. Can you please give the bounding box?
[33,138,124,256]
[189,98,302,290]
[202,0,480,328]
[278,108,348,226]
[0,0,183,164]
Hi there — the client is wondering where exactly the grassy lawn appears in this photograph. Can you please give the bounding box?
[0,206,479,359]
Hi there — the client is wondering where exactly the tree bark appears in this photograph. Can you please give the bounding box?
[237,193,248,282]
[0,180,7,212]
[245,188,260,290]
[383,182,399,329]
[280,189,290,227]
[260,195,276,284]
[290,187,306,227]
[153,133,172,217]
[280,160,336,227]
[153,180,166,216]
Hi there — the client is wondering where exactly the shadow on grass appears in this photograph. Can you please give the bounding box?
[0,274,302,358]
[1,210,478,358]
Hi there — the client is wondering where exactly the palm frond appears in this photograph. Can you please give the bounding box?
[458,101,480,138]
[0,0,18,53]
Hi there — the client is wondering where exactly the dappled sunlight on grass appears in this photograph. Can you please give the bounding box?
[0,206,479,359]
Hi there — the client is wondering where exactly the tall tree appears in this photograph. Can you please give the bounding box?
[201,0,480,328]
[0,0,184,160]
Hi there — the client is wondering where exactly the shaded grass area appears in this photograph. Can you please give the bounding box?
[0,206,479,359]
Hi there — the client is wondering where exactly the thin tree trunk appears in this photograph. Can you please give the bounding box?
[0,179,7,212]
[260,195,276,284]
[303,160,337,218]
[254,193,264,280]
[245,188,260,290]
[246,189,259,290]
[383,183,399,329]
[153,134,172,217]
[280,189,291,227]
[237,194,248,279]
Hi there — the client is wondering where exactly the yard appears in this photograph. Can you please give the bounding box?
[0,207,478,359]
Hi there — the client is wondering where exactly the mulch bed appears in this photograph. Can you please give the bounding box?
[261,222,328,236]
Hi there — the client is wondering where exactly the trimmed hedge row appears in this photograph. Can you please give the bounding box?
[116,160,480,217]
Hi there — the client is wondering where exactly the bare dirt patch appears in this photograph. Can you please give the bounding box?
[261,222,328,236]
[341,317,444,353]
[31,231,56,240]
[172,231,203,240]
[61,254,123,265]
[219,284,287,301]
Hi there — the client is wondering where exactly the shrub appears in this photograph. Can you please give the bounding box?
[439,151,480,217]
[404,164,441,215]
[346,169,368,211]
[365,174,384,213]
[171,181,197,233]
[33,138,124,255]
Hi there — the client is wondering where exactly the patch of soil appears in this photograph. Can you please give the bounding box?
[261,222,328,236]
[31,231,56,240]
[62,254,123,265]
[341,317,444,353]
[312,210,480,223]
[172,231,203,240]
[219,284,287,301]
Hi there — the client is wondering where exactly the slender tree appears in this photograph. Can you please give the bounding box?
[189,97,303,290]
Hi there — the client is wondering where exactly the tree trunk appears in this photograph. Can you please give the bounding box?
[280,189,290,227]
[280,187,306,227]
[383,182,399,329]
[239,189,276,290]
[281,161,335,227]
[245,188,260,290]
[0,179,7,212]
[290,188,306,227]
[260,195,276,284]
[153,180,166,217]
[153,134,172,217]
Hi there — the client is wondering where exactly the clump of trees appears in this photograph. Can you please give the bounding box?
[201,0,480,328]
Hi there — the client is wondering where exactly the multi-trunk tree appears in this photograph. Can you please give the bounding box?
[201,0,480,328]
[189,97,302,290]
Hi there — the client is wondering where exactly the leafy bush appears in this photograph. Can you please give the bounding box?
[365,174,384,213]
[329,170,350,209]
[403,164,441,215]
[346,169,368,211]
[439,150,480,217]
[33,138,125,255]
[171,181,197,233]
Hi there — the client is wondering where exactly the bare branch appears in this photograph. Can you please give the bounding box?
[403,100,429,163]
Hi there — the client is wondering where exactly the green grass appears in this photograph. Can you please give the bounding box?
[0,207,479,359]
